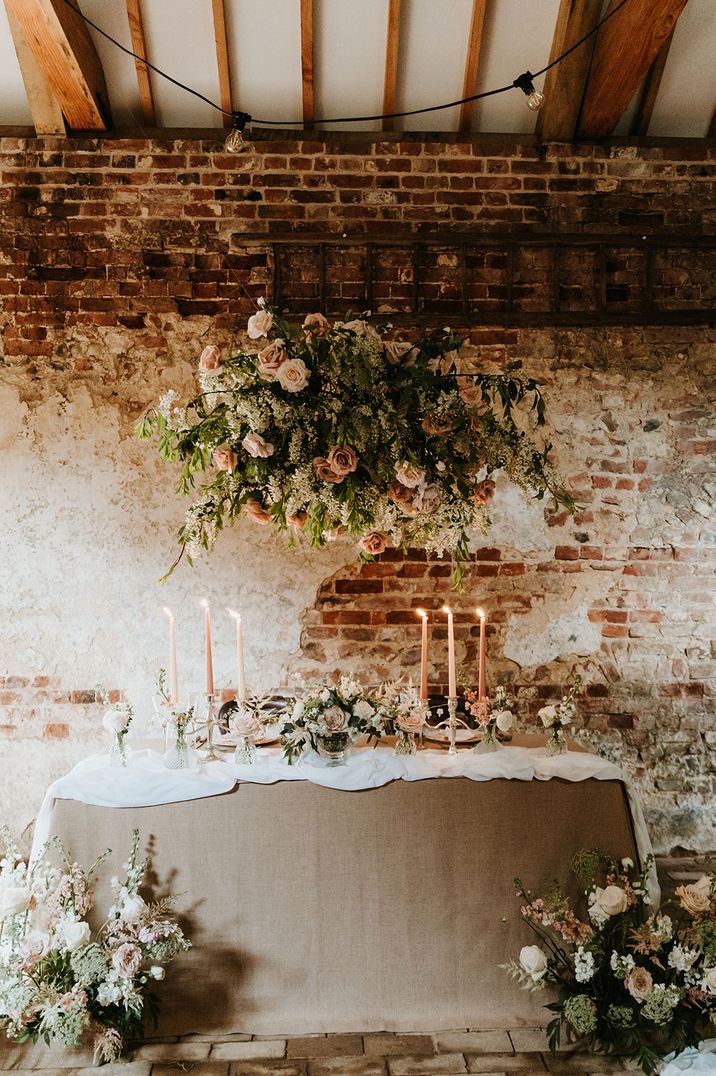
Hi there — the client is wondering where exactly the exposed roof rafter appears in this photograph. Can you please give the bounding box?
[629,26,674,137]
[458,0,487,134]
[300,0,314,127]
[382,0,402,132]
[3,0,65,135]
[536,0,603,143]
[125,0,155,126]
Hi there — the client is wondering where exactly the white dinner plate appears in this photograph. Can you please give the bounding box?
[422,725,482,744]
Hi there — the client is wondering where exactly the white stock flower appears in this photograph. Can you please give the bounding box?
[149,965,165,980]
[352,700,375,721]
[610,950,635,977]
[519,945,548,982]
[668,945,698,973]
[574,946,595,983]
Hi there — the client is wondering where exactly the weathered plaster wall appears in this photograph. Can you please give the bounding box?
[0,133,714,851]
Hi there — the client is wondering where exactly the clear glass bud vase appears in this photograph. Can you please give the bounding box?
[109,735,129,767]
[394,729,417,756]
[475,722,501,754]
[546,727,568,756]
[234,736,257,765]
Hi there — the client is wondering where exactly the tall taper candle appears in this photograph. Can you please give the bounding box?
[416,608,429,700]
[442,605,456,698]
[201,599,214,695]
[227,608,246,702]
[476,607,487,700]
[163,606,178,704]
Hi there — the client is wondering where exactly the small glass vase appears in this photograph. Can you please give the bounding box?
[394,728,417,756]
[234,736,257,765]
[316,732,351,765]
[474,723,501,754]
[546,727,568,756]
[109,735,129,767]
[163,731,195,770]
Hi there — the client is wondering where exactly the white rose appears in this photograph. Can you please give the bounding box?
[538,705,558,728]
[495,709,514,733]
[103,708,130,734]
[341,319,380,339]
[352,699,375,721]
[242,431,275,459]
[247,309,273,339]
[702,968,716,995]
[594,885,628,917]
[621,857,634,870]
[21,930,51,964]
[58,918,91,952]
[0,885,31,919]
[519,945,548,982]
[276,358,310,392]
[121,894,147,921]
[150,965,165,980]
[292,701,305,721]
[676,875,712,916]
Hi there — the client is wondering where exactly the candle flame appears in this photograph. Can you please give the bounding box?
[476,607,486,619]
[442,604,452,615]
[416,608,428,619]
[200,598,209,609]
[162,606,174,619]
[226,607,241,620]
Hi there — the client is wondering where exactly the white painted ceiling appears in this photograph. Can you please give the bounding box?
[0,0,713,137]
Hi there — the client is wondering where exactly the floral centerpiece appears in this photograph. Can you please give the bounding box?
[99,687,133,767]
[465,684,514,753]
[0,829,189,1064]
[155,671,197,770]
[278,676,385,765]
[503,850,716,1074]
[137,300,576,586]
[375,682,426,756]
[537,675,582,755]
[229,698,264,765]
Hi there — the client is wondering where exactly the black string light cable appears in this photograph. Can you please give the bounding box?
[61,0,632,150]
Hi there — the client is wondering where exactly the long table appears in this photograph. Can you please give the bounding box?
[42,761,639,1036]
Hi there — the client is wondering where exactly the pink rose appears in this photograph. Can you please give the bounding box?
[397,709,425,733]
[247,308,273,339]
[199,344,222,373]
[303,312,331,338]
[341,319,380,340]
[326,445,358,476]
[422,414,455,436]
[384,340,415,365]
[413,484,441,512]
[322,706,348,733]
[257,339,286,376]
[472,478,496,506]
[276,358,310,392]
[245,498,271,525]
[626,966,653,1002]
[242,431,274,458]
[359,531,387,556]
[324,525,346,542]
[395,462,426,489]
[313,457,344,484]
[232,710,262,738]
[213,446,238,472]
[387,480,413,505]
[288,510,308,529]
[112,942,142,979]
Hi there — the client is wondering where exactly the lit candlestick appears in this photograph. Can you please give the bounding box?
[476,607,487,700]
[416,608,429,701]
[163,606,178,705]
[442,605,456,699]
[201,599,214,696]
[227,608,246,702]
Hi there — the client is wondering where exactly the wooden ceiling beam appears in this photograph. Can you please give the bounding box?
[458,0,487,133]
[125,0,155,126]
[300,0,314,127]
[382,0,401,132]
[577,0,688,139]
[211,0,232,128]
[629,26,674,137]
[3,0,65,135]
[535,0,602,142]
[4,0,109,129]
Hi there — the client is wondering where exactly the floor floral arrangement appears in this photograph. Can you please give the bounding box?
[504,850,716,1074]
[0,829,189,1064]
[138,301,576,585]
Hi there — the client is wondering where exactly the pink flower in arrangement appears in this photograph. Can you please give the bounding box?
[247,308,273,339]
[394,462,426,489]
[384,340,415,365]
[242,431,274,459]
[276,358,310,392]
[244,498,271,525]
[326,445,358,476]
[257,339,286,376]
[387,480,413,505]
[412,484,442,513]
[198,345,222,373]
[324,525,346,542]
[359,531,387,556]
[112,942,142,978]
[287,510,308,529]
[472,478,496,505]
[302,312,331,338]
[213,446,238,472]
[313,457,344,484]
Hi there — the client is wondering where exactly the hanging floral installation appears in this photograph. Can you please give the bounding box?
[138,301,576,585]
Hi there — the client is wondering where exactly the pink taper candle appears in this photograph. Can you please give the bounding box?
[476,607,487,700]
[163,606,178,704]
[442,605,456,698]
[227,609,246,702]
[416,608,429,700]
[201,599,214,695]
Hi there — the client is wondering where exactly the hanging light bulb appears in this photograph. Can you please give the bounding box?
[513,71,545,112]
[224,111,252,153]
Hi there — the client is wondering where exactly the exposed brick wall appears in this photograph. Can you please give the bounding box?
[0,130,714,851]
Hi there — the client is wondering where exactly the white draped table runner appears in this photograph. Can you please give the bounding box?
[32,740,657,901]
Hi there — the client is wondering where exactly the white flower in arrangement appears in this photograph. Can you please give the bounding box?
[494,709,514,733]
[242,431,275,458]
[120,893,147,921]
[668,944,699,972]
[590,885,629,924]
[102,707,131,735]
[319,689,331,704]
[538,705,559,728]
[57,917,91,952]
[0,884,31,919]
[519,945,548,983]
[352,699,375,721]
[247,307,273,339]
[654,913,673,941]
[149,965,165,980]
[621,857,635,870]
[574,946,595,983]
[394,461,426,489]
[701,967,716,994]
[610,950,635,977]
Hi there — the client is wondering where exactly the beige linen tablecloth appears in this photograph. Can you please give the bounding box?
[45,775,637,1036]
